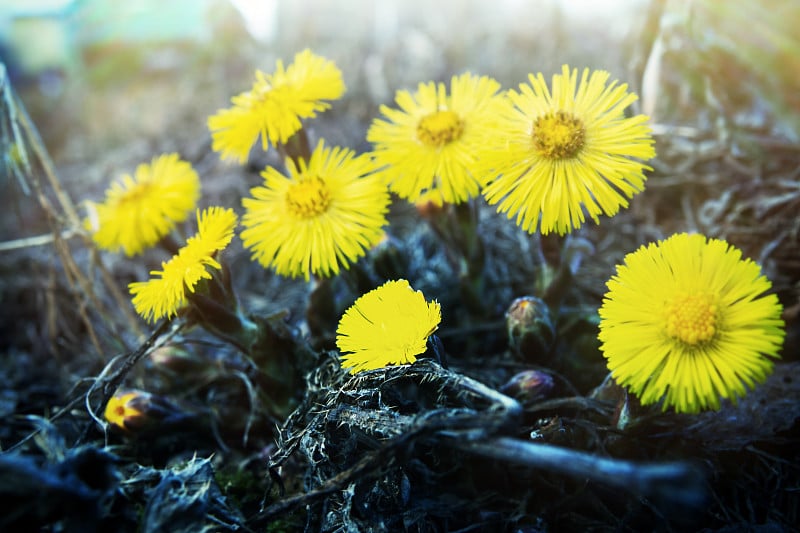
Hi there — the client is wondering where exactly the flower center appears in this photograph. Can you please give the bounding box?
[531,111,586,159]
[117,181,151,205]
[664,291,718,345]
[285,176,331,219]
[416,110,464,148]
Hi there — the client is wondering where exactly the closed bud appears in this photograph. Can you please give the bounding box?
[590,374,647,430]
[149,345,207,376]
[104,390,150,433]
[500,370,555,403]
[505,296,555,361]
[104,390,193,434]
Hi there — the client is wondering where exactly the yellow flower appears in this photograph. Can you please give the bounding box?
[184,205,240,260]
[85,153,201,256]
[480,65,655,235]
[104,391,146,431]
[598,233,785,414]
[208,49,345,164]
[240,140,389,280]
[129,207,238,323]
[337,279,442,374]
[367,73,502,204]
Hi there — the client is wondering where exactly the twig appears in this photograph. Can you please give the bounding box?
[78,318,177,445]
[456,436,705,506]
[51,225,108,357]
[12,77,80,227]
[0,228,80,251]
[525,396,614,417]
[2,66,143,350]
[231,369,258,448]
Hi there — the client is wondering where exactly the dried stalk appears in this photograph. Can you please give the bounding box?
[1,63,143,356]
[456,437,704,506]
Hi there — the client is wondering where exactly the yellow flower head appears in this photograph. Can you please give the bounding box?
[598,233,785,414]
[367,73,502,204]
[337,279,442,374]
[129,207,238,323]
[104,391,146,432]
[85,153,201,256]
[208,49,346,164]
[480,65,655,235]
[240,140,389,280]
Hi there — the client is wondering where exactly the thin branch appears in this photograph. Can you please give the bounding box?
[456,436,706,507]
[12,82,81,226]
[0,228,80,251]
[78,318,177,445]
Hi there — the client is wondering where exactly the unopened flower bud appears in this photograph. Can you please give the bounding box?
[104,390,150,432]
[500,370,555,403]
[104,390,192,434]
[590,374,646,430]
[149,345,206,376]
[505,296,555,361]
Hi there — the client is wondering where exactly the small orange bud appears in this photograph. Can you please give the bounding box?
[500,370,555,404]
[104,391,148,432]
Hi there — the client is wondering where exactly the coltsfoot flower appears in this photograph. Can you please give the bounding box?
[208,49,345,163]
[480,65,655,235]
[367,73,502,204]
[240,140,389,280]
[104,390,192,433]
[337,279,441,374]
[129,207,237,322]
[104,391,148,432]
[85,153,201,256]
[598,233,785,414]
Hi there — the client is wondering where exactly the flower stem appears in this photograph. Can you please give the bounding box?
[278,127,312,168]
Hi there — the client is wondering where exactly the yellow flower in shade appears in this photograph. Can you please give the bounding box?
[337,279,442,374]
[129,207,238,323]
[598,233,785,414]
[208,49,345,164]
[480,65,655,235]
[85,153,201,256]
[367,73,502,204]
[104,391,146,432]
[240,140,389,280]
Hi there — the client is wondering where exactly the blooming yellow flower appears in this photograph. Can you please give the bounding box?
[240,140,389,280]
[129,207,238,322]
[480,65,655,235]
[337,279,442,374]
[85,153,201,256]
[598,233,785,414]
[367,73,502,204]
[208,49,345,164]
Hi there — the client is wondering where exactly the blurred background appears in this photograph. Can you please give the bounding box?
[0,0,663,167]
[3,0,798,174]
[2,0,797,180]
